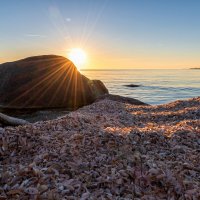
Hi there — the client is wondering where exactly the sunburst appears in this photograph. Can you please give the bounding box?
[68,48,87,70]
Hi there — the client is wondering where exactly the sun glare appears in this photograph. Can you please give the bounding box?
[68,48,86,70]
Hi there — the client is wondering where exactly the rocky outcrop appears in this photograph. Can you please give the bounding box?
[0,55,108,112]
[95,94,148,105]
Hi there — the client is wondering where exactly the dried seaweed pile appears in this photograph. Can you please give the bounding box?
[0,97,200,199]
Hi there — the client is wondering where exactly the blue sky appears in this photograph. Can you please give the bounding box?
[1,0,200,68]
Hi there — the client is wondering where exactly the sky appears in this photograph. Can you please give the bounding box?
[1,0,200,69]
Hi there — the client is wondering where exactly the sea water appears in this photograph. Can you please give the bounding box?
[81,69,200,105]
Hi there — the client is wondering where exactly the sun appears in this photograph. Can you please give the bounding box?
[68,48,87,70]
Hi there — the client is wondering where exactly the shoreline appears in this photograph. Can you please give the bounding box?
[0,94,147,124]
[0,96,200,198]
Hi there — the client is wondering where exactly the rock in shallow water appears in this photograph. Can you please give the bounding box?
[124,84,141,88]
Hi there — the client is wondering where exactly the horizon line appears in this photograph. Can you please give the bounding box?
[80,68,190,71]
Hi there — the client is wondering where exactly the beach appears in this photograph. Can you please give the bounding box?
[0,96,200,199]
[1,0,200,198]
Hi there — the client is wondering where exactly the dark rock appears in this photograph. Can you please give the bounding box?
[95,94,148,105]
[0,55,108,112]
[92,80,109,96]
[124,84,141,88]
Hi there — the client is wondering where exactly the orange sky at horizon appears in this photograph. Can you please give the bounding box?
[1,46,200,70]
[1,34,200,70]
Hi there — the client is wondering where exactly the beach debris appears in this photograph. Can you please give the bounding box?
[0,112,30,126]
[0,97,200,199]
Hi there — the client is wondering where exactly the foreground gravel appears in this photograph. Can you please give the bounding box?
[0,97,200,199]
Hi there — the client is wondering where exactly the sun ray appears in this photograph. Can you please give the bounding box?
[10,59,69,107]
[68,48,87,71]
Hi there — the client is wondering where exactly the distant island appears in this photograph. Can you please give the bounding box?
[190,67,200,70]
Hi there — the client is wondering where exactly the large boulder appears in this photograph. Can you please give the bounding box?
[0,55,108,111]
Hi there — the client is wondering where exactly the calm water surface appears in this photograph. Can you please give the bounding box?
[81,69,200,105]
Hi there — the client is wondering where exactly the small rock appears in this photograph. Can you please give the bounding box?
[0,127,4,134]
[172,145,186,153]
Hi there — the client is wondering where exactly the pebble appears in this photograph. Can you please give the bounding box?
[0,127,4,134]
